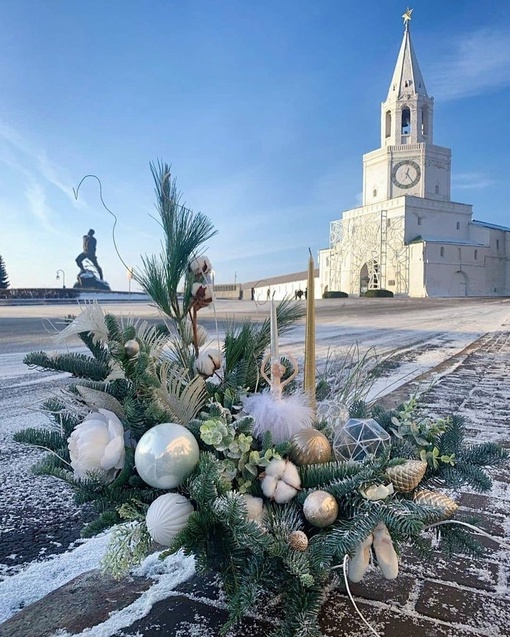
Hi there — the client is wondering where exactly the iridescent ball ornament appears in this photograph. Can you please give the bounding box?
[146,492,194,546]
[135,422,199,489]
[333,418,390,462]
[303,490,338,528]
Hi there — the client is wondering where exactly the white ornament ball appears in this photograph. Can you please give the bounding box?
[135,423,199,489]
[146,493,194,546]
[303,490,338,527]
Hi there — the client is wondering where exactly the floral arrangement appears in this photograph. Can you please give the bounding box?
[16,162,508,637]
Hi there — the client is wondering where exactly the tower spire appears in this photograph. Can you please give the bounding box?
[387,8,427,100]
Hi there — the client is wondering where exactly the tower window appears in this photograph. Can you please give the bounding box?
[435,185,440,194]
[474,249,478,260]
[496,240,500,250]
[373,188,377,197]
[421,106,429,136]
[401,107,411,135]
[385,111,392,138]
[417,217,422,226]
[387,218,391,227]
[440,247,445,257]
[458,248,461,259]
[456,221,460,230]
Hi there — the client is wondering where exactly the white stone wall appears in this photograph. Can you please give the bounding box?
[251,277,321,302]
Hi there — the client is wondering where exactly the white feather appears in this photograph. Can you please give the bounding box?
[244,391,314,444]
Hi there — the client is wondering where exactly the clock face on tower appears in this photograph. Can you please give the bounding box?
[391,159,422,189]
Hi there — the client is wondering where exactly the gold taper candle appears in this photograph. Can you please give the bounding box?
[304,249,316,409]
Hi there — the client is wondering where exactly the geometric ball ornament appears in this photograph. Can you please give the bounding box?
[333,418,390,462]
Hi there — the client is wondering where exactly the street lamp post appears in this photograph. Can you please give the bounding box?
[56,269,66,289]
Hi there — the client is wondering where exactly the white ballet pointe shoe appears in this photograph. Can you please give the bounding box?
[347,533,373,583]
[372,522,399,580]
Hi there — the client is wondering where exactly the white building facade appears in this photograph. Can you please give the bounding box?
[320,16,510,298]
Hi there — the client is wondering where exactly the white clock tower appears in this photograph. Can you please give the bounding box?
[362,11,452,205]
[320,9,510,298]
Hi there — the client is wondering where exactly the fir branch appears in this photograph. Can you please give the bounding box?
[102,519,152,579]
[24,351,110,381]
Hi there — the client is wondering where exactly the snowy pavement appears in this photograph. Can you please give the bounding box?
[0,298,509,636]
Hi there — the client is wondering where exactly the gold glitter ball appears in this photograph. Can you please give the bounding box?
[289,530,309,551]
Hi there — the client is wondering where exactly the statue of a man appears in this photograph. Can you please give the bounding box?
[76,229,104,280]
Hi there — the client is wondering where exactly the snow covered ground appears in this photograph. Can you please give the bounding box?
[0,298,509,636]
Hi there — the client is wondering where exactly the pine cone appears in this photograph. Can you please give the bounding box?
[414,489,458,519]
[386,460,427,492]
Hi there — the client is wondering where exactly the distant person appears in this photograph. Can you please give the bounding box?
[296,289,304,300]
[76,229,103,280]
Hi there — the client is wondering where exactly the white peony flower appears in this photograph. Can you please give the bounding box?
[194,349,222,377]
[68,408,125,481]
[189,255,212,277]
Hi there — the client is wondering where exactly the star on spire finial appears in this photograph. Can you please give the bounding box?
[402,7,413,31]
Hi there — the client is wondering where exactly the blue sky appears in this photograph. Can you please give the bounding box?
[0,0,509,291]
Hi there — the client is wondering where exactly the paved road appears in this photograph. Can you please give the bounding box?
[0,297,508,354]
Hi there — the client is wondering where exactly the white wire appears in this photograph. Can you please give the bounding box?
[341,555,381,637]
[425,520,510,550]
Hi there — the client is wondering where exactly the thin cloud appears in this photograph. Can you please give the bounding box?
[429,29,510,100]
[0,121,81,205]
[25,181,59,233]
[452,172,496,190]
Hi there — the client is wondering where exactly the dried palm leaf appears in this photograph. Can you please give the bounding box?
[156,363,208,426]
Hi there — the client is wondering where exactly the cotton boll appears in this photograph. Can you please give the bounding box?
[261,459,301,503]
[261,475,278,499]
[194,349,222,378]
[189,255,212,276]
[274,481,299,504]
[191,283,213,301]
[282,461,301,490]
[242,494,264,523]
[181,321,209,347]
[265,458,287,479]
